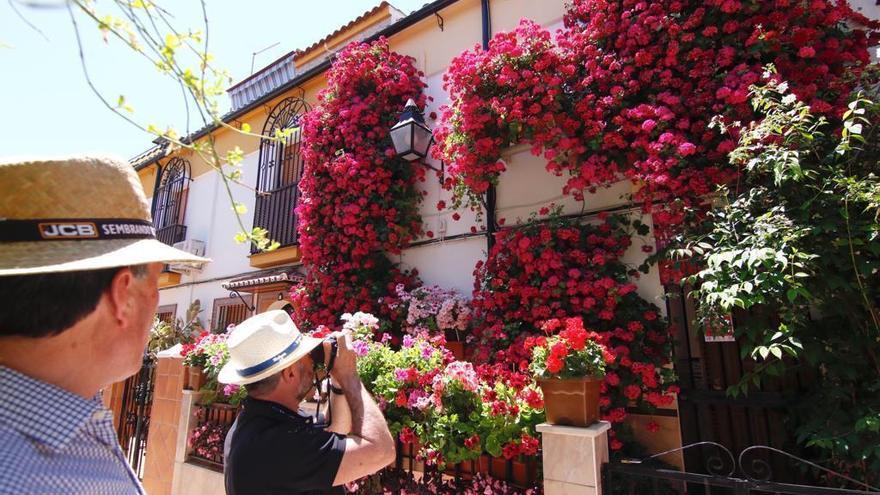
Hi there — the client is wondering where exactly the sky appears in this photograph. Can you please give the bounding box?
[0,0,428,160]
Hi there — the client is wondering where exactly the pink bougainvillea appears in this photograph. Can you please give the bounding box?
[293,38,427,327]
[435,0,877,224]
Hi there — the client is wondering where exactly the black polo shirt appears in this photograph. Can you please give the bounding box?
[224,398,346,495]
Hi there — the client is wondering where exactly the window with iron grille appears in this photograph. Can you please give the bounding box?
[152,157,190,246]
[156,304,177,324]
[211,296,252,333]
[253,97,310,254]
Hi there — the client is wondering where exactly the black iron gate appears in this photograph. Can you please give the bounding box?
[603,443,880,495]
[665,284,815,478]
[116,354,156,479]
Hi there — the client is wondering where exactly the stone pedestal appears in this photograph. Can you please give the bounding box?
[537,421,611,495]
[142,357,185,495]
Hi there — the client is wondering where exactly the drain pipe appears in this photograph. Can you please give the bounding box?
[481,0,497,251]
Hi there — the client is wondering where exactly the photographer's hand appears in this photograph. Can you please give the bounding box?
[330,332,395,486]
[328,332,357,386]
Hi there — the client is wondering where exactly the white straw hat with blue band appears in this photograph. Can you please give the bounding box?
[218,310,323,386]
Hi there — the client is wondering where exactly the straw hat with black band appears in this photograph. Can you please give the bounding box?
[0,156,209,276]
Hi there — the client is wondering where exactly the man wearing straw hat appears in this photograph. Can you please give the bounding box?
[219,310,396,495]
[0,157,208,494]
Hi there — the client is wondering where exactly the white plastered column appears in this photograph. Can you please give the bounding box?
[537,421,612,495]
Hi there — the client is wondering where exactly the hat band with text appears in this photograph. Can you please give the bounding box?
[0,219,156,242]
[236,334,304,378]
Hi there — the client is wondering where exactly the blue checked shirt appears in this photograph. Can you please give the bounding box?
[0,366,145,494]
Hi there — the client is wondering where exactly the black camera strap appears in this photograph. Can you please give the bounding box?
[308,338,341,429]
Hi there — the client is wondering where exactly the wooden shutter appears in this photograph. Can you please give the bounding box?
[211,296,253,333]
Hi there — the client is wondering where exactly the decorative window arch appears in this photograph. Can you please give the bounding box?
[252,97,310,251]
[257,97,310,193]
[152,157,190,245]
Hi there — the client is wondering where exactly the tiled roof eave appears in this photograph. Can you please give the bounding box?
[128,0,461,169]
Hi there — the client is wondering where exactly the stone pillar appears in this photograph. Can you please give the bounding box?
[142,357,185,495]
[171,391,215,495]
[537,421,611,495]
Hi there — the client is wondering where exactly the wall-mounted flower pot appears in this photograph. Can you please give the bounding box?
[537,376,602,427]
[446,341,466,361]
[459,458,478,475]
[185,366,207,391]
[444,330,466,360]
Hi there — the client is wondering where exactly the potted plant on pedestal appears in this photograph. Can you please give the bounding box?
[528,317,608,427]
[181,331,228,391]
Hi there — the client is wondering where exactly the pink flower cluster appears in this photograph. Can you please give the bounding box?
[181,330,228,369]
[394,284,472,337]
[433,361,480,394]
[188,422,228,460]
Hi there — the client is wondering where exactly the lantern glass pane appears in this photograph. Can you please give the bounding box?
[413,124,432,159]
[390,123,413,156]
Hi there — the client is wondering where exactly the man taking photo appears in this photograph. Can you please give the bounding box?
[219,310,395,495]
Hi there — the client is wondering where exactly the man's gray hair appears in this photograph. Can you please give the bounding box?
[244,372,281,397]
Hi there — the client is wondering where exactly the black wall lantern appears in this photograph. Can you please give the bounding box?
[390,99,441,173]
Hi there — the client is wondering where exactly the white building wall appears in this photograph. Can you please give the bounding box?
[399,16,663,312]
[852,0,880,22]
[157,151,260,328]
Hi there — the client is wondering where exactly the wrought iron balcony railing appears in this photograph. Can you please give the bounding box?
[156,223,187,247]
[251,183,299,254]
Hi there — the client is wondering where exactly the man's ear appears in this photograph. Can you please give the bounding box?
[278,362,297,383]
[106,268,135,326]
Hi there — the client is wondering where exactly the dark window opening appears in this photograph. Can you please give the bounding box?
[152,157,190,246]
[253,97,310,254]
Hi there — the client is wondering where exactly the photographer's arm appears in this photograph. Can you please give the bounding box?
[330,335,395,485]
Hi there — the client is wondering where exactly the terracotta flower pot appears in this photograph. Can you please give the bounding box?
[444,330,466,360]
[512,458,537,487]
[537,376,602,427]
[478,455,490,475]
[446,341,466,361]
[186,366,207,391]
[490,456,509,480]
[460,458,478,475]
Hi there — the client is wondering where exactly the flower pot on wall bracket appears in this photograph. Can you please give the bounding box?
[460,458,478,476]
[443,330,466,360]
[537,376,602,427]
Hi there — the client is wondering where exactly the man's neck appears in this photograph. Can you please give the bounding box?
[0,325,103,399]
[253,392,302,413]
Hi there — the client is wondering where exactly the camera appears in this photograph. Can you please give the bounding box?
[309,337,338,374]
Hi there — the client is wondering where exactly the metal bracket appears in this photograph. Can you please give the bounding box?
[435,12,444,31]
[419,159,445,186]
[229,290,255,312]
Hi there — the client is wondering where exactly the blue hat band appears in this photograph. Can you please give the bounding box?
[236,334,303,378]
